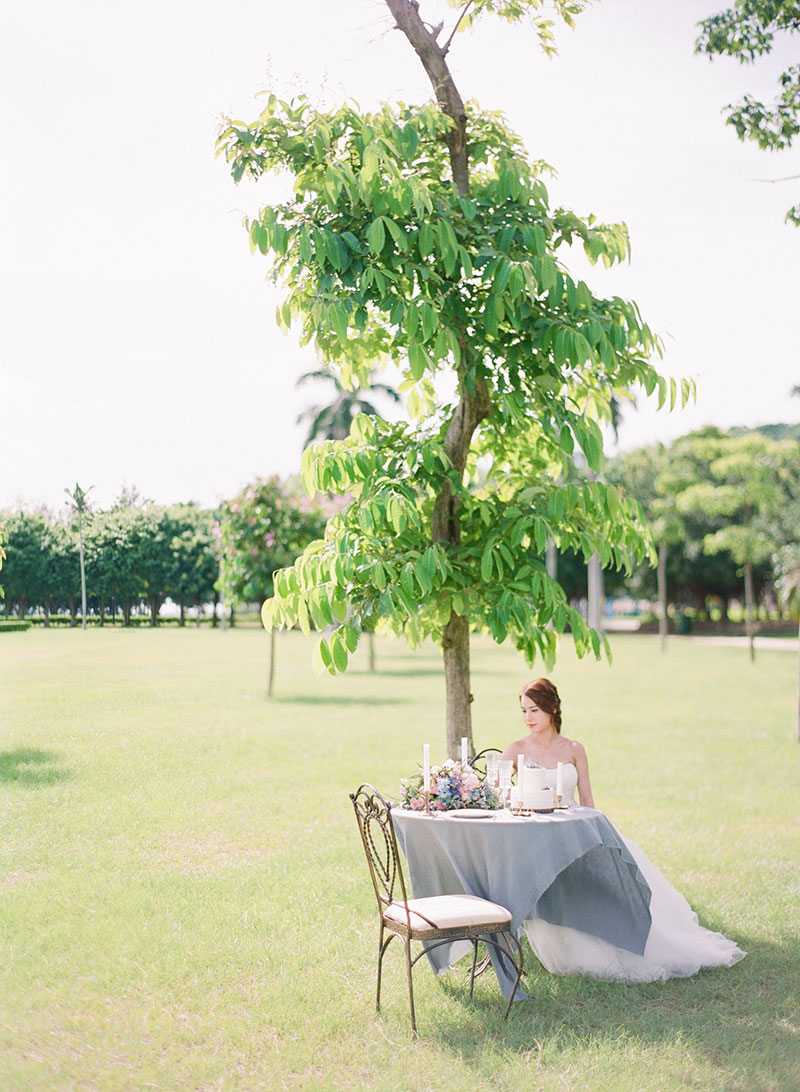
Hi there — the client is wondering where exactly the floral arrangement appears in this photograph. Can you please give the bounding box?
[400,759,502,811]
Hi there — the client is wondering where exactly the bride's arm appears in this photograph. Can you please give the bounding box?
[572,741,595,808]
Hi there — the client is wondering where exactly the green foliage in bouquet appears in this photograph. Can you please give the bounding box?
[401,759,501,811]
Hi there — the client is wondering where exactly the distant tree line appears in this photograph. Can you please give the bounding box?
[2,425,798,634]
[0,478,329,627]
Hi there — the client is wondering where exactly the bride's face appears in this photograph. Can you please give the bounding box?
[520,694,554,734]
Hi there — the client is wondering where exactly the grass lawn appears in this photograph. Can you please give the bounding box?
[2,627,798,1092]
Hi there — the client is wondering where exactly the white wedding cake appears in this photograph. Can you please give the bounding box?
[522,766,555,811]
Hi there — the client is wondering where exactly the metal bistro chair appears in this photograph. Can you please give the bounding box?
[349,783,524,1035]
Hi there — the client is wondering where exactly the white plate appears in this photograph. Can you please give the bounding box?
[449,810,496,819]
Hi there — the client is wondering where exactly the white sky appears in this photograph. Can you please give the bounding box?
[3,0,799,514]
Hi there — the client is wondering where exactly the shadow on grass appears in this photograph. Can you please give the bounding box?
[425,934,799,1092]
[273,695,404,706]
[0,747,71,788]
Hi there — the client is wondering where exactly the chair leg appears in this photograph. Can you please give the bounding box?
[376,924,389,1012]
[467,939,479,999]
[498,932,525,1019]
[402,937,417,1036]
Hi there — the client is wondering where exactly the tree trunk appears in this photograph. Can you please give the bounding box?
[443,612,472,759]
[657,540,668,651]
[386,0,491,759]
[587,553,603,632]
[385,0,469,196]
[546,538,557,581]
[78,518,87,631]
[98,597,105,626]
[149,595,161,626]
[744,562,755,662]
[44,598,51,628]
[179,596,186,627]
[267,626,276,697]
[368,630,376,673]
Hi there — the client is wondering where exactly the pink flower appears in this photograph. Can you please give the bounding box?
[463,773,479,790]
[410,797,424,811]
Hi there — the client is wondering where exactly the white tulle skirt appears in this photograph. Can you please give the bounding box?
[525,835,746,983]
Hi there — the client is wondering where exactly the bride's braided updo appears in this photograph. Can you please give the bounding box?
[519,678,562,733]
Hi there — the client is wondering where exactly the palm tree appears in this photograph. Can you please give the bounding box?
[296,367,401,671]
[295,368,401,447]
[64,483,93,631]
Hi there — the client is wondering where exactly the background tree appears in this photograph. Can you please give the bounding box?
[166,504,219,625]
[676,432,792,660]
[89,507,143,626]
[0,520,6,598]
[296,366,401,447]
[775,542,800,740]
[1,513,51,620]
[217,0,692,757]
[609,443,685,648]
[64,483,92,630]
[219,478,328,694]
[696,1,800,224]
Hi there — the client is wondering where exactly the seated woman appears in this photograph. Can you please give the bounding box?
[501,678,746,983]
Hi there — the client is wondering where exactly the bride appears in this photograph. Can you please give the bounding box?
[500,678,746,983]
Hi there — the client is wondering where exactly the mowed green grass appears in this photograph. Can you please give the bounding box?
[1,627,798,1092]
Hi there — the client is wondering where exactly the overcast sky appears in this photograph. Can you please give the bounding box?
[3,0,799,514]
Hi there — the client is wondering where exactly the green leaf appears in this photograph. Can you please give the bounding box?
[343,623,359,653]
[480,545,494,582]
[330,593,348,623]
[331,632,349,672]
[384,217,408,252]
[296,596,311,637]
[367,217,386,253]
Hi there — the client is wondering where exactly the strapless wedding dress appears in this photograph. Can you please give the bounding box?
[524,764,746,982]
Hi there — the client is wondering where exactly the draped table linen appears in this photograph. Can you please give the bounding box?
[391,806,652,999]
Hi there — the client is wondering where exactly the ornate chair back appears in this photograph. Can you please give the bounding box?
[350,783,411,921]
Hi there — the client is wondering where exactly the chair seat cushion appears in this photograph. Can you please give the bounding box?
[384,894,512,932]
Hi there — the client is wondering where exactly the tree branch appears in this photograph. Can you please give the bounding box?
[385,0,469,195]
[440,0,475,56]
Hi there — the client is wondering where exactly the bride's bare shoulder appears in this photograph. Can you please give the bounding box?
[500,737,527,760]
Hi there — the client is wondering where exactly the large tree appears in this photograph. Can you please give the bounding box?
[217,0,690,756]
[697,1,800,224]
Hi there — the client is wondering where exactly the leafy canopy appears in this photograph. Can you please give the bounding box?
[697,0,800,224]
[217,91,692,674]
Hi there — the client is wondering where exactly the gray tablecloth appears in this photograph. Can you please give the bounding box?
[391,806,652,999]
